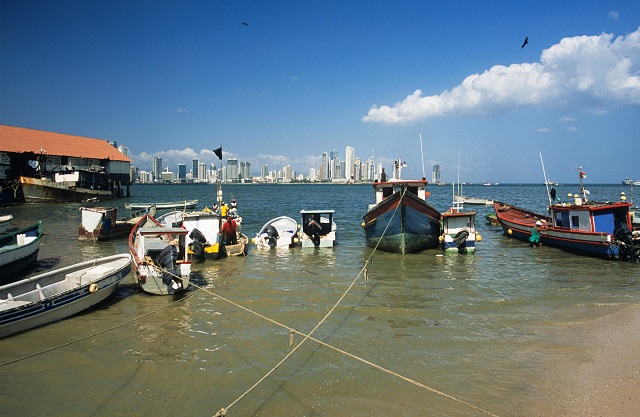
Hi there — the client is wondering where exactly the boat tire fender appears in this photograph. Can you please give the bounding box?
[89,283,99,293]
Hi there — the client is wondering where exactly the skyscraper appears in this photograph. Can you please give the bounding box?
[227,158,238,182]
[345,146,354,180]
[192,158,199,180]
[152,157,162,182]
[178,164,186,181]
[432,164,441,184]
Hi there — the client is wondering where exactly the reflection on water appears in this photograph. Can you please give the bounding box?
[1,183,639,416]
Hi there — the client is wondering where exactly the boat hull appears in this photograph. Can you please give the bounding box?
[0,221,43,281]
[494,201,640,261]
[78,207,137,241]
[0,254,132,338]
[19,176,111,203]
[254,216,299,249]
[363,192,440,254]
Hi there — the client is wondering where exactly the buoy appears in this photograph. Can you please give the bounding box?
[508,229,513,235]
[251,237,255,244]
[89,283,99,293]
[476,234,482,241]
[361,222,365,227]
[438,235,444,242]
[621,195,627,201]
[293,237,299,243]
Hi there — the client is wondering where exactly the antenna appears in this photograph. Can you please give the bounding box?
[419,133,426,179]
[540,153,551,206]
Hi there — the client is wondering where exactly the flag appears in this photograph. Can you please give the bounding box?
[213,146,223,161]
[579,171,587,179]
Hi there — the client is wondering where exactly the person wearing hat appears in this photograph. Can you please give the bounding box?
[530,220,545,247]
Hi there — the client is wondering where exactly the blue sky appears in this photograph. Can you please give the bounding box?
[1,1,639,183]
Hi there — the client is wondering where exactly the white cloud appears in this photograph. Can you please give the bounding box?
[175,107,188,113]
[362,27,640,124]
[566,126,578,132]
[537,128,554,133]
[609,11,619,20]
[558,116,574,122]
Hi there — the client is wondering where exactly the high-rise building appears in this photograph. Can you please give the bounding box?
[198,162,207,181]
[345,146,354,180]
[227,158,238,182]
[261,164,268,178]
[178,164,186,181]
[321,152,329,180]
[432,164,441,184]
[152,157,162,182]
[192,158,199,180]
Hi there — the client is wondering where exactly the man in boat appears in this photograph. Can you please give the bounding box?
[307,215,322,245]
[230,198,238,211]
[220,216,238,245]
[220,202,229,218]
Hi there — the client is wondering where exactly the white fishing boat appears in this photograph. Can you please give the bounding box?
[128,214,191,295]
[78,206,153,241]
[441,155,479,253]
[125,200,198,210]
[0,253,132,338]
[0,220,44,279]
[253,216,300,249]
[299,210,336,248]
[0,214,13,233]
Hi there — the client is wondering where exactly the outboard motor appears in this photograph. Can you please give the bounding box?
[157,244,180,293]
[613,222,640,262]
[454,229,470,254]
[265,225,279,248]
[189,228,207,262]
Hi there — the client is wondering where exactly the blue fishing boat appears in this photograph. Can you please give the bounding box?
[362,159,441,254]
[0,220,44,279]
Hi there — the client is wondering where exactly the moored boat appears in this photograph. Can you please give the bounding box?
[299,209,336,248]
[253,216,300,249]
[125,200,198,210]
[440,201,478,254]
[622,178,633,185]
[494,169,640,261]
[0,214,13,233]
[0,253,132,338]
[362,159,441,254]
[128,214,191,295]
[0,220,44,280]
[78,206,153,241]
[19,171,112,203]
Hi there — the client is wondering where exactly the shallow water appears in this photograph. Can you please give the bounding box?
[1,183,638,416]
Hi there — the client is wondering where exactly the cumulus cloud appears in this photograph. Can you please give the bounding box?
[609,11,619,20]
[537,128,554,133]
[362,27,640,124]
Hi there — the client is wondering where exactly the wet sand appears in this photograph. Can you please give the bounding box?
[524,304,640,416]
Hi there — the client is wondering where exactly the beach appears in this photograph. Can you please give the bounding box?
[524,303,640,416]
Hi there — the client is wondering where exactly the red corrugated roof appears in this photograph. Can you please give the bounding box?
[0,125,131,162]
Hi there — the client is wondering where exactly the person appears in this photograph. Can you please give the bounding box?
[530,220,544,247]
[220,216,238,245]
[220,201,228,218]
[230,198,238,211]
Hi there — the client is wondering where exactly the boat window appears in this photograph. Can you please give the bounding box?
[554,212,569,228]
[570,211,592,231]
[593,211,616,234]
[407,186,419,196]
[382,187,393,198]
[571,215,580,228]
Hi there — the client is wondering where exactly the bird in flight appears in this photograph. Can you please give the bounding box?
[242,22,248,26]
[521,36,528,48]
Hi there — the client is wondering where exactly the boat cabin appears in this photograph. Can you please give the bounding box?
[373,179,430,205]
[549,202,632,233]
[300,210,335,237]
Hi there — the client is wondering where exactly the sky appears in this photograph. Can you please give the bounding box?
[1,1,639,183]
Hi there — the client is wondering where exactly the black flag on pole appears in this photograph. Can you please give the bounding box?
[213,146,223,161]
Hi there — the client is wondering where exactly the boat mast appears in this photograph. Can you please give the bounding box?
[419,133,426,180]
[540,153,552,206]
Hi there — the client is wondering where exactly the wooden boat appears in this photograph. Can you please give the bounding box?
[299,209,336,248]
[125,200,198,210]
[0,221,44,279]
[225,232,249,256]
[362,159,441,254]
[253,216,300,249]
[0,214,13,233]
[78,206,153,241]
[440,201,478,254]
[494,171,640,261]
[19,170,112,203]
[128,214,191,295]
[0,253,132,338]
[485,213,500,226]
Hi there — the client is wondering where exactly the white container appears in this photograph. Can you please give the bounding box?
[16,234,26,245]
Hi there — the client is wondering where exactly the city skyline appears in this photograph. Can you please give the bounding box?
[2,2,639,184]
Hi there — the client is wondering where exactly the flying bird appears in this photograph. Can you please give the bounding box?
[242,22,248,26]
[521,36,528,48]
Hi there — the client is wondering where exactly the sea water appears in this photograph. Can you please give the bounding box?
[0,183,638,416]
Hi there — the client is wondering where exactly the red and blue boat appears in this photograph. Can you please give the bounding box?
[494,169,640,262]
[362,159,441,254]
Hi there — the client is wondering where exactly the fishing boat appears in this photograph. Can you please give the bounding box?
[125,200,198,210]
[78,206,153,241]
[0,254,132,338]
[226,232,249,256]
[457,196,494,205]
[485,213,500,226]
[440,167,479,253]
[494,169,640,262]
[299,209,336,248]
[362,158,441,254]
[622,178,633,185]
[128,214,191,295]
[0,214,13,233]
[253,216,300,249]
[18,169,113,203]
[0,220,44,279]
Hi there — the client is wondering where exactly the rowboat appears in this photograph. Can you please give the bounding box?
[125,200,198,210]
[253,216,300,249]
[78,206,153,241]
[494,170,640,261]
[0,214,13,233]
[362,159,441,254]
[128,214,191,295]
[0,221,44,280]
[299,209,336,248]
[225,232,249,256]
[0,253,132,338]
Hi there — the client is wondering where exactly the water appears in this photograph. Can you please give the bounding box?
[1,183,639,416]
